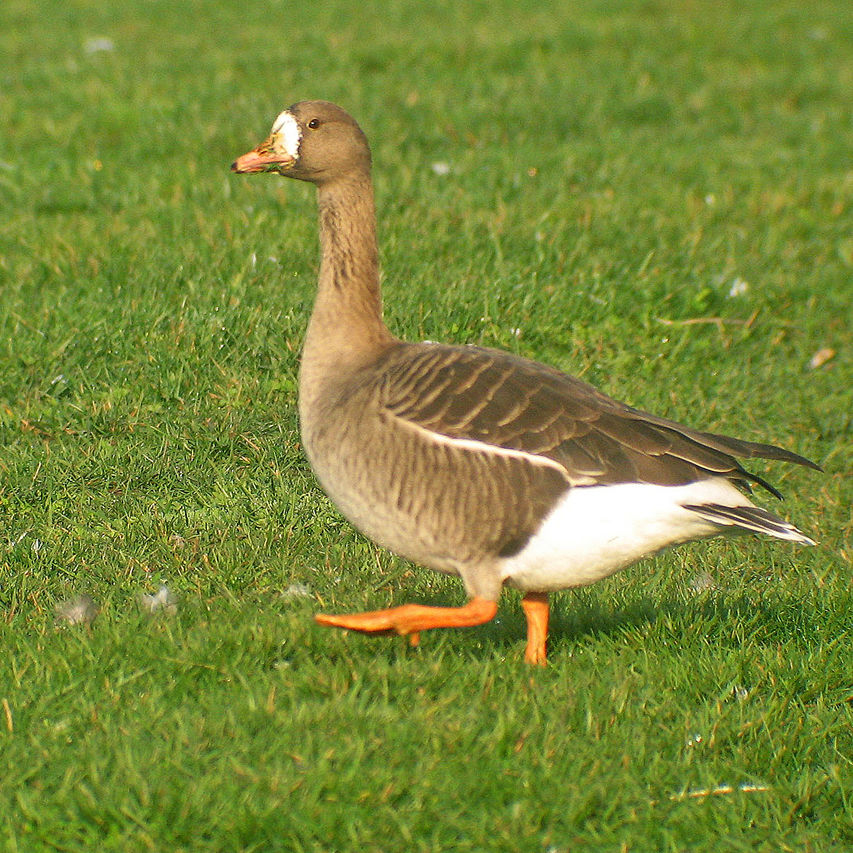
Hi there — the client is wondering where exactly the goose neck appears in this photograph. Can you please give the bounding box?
[301,174,394,393]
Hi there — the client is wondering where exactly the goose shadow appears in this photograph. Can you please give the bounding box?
[493,588,827,659]
[342,586,830,662]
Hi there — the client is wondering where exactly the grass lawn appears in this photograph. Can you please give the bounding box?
[1,0,851,849]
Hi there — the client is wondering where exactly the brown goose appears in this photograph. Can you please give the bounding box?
[232,101,819,664]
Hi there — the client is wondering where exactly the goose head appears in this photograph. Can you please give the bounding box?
[231,100,371,185]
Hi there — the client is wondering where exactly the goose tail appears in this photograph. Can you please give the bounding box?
[682,503,815,546]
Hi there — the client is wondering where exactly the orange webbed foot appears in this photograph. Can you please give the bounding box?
[315,597,498,640]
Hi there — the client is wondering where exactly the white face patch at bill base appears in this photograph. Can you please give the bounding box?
[270,111,301,159]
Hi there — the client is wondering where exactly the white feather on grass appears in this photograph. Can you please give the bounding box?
[55,594,99,626]
[140,585,178,615]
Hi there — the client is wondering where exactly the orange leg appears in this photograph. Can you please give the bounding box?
[521,592,549,665]
[315,597,498,647]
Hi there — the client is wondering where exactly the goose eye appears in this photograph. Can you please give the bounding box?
[307,118,320,129]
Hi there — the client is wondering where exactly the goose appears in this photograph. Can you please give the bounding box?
[231,101,819,664]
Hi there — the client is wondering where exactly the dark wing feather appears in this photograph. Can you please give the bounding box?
[378,342,818,496]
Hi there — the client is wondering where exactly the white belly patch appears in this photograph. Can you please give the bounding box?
[500,478,751,592]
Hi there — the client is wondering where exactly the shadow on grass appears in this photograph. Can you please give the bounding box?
[324,586,835,662]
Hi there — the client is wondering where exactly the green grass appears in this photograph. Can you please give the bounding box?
[1,0,851,849]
